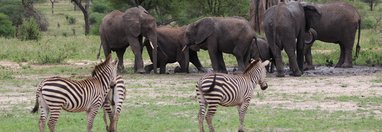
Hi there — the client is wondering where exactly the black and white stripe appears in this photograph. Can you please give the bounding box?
[31,55,118,132]
[102,75,126,132]
[196,59,270,132]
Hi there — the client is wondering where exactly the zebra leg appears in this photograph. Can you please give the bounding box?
[237,101,250,132]
[206,104,217,132]
[87,107,100,132]
[110,109,120,132]
[198,101,207,132]
[47,108,62,132]
[39,101,49,132]
[103,99,113,131]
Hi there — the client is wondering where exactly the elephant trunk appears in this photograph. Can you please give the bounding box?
[304,28,317,45]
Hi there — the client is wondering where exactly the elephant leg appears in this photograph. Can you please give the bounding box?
[216,52,227,73]
[127,37,145,74]
[208,49,223,73]
[270,46,285,77]
[336,44,346,67]
[340,39,355,68]
[233,47,249,72]
[116,48,126,73]
[178,49,190,73]
[190,51,206,73]
[304,44,315,70]
[284,38,302,77]
[102,44,112,60]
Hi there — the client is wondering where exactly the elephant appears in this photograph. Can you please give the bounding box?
[263,1,320,77]
[144,25,206,74]
[250,37,275,73]
[249,0,304,34]
[98,6,158,73]
[303,2,361,70]
[183,17,257,73]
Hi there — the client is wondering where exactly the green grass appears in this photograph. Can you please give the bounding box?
[325,95,382,106]
[2,103,382,132]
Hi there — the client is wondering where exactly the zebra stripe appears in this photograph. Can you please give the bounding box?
[102,75,126,132]
[196,59,270,132]
[31,55,118,132]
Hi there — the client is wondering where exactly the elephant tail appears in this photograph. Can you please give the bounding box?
[355,19,361,59]
[96,42,102,60]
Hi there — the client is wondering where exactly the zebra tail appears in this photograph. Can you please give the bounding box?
[205,73,217,92]
[31,98,39,113]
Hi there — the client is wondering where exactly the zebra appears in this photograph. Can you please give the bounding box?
[31,54,118,132]
[102,75,126,132]
[196,59,270,132]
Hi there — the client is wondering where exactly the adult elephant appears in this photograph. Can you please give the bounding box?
[183,17,256,73]
[303,2,361,70]
[144,26,206,74]
[263,1,320,77]
[98,6,157,73]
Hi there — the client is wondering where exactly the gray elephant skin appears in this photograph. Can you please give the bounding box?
[250,38,274,73]
[144,26,206,74]
[263,1,320,77]
[99,6,158,73]
[184,17,256,73]
[303,2,361,70]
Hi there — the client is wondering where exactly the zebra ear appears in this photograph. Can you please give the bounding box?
[262,60,270,66]
[113,59,119,66]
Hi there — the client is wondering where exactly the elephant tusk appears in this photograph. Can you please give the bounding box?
[181,45,188,52]
[142,37,146,43]
[150,41,154,49]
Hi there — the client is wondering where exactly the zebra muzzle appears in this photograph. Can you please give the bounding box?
[260,83,268,90]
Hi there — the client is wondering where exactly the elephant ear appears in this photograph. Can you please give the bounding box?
[302,4,321,32]
[123,8,141,37]
[194,18,214,44]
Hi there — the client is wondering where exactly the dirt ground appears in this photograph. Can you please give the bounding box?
[1,61,382,117]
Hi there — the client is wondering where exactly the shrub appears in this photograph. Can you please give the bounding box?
[90,12,105,35]
[0,13,16,38]
[19,18,41,41]
[362,17,374,29]
[67,15,76,25]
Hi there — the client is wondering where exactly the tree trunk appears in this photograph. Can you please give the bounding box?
[370,1,374,11]
[50,0,54,14]
[72,0,90,35]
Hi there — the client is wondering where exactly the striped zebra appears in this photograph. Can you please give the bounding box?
[102,75,126,132]
[31,54,118,132]
[196,59,270,132]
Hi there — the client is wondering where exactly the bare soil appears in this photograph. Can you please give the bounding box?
[1,61,381,116]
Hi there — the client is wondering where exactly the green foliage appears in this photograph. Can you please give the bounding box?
[91,0,113,13]
[0,0,24,26]
[89,12,104,35]
[0,13,16,38]
[66,15,76,25]
[362,17,374,29]
[19,18,42,41]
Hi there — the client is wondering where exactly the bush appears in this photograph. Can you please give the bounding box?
[66,15,76,25]
[92,0,112,13]
[362,17,374,29]
[0,13,16,38]
[90,12,105,35]
[19,18,41,41]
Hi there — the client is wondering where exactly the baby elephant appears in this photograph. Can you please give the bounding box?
[250,38,274,73]
[145,26,206,74]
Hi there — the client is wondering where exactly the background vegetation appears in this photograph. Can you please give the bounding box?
[0,0,380,67]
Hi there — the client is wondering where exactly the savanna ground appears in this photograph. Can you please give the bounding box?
[0,0,382,131]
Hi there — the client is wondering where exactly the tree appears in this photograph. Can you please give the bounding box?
[362,0,380,11]
[71,0,91,35]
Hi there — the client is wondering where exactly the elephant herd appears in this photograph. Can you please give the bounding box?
[97,1,361,77]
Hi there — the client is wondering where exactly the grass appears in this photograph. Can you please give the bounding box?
[2,102,382,131]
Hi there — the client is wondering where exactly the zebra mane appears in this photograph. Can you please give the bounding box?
[92,54,112,76]
[243,59,261,74]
